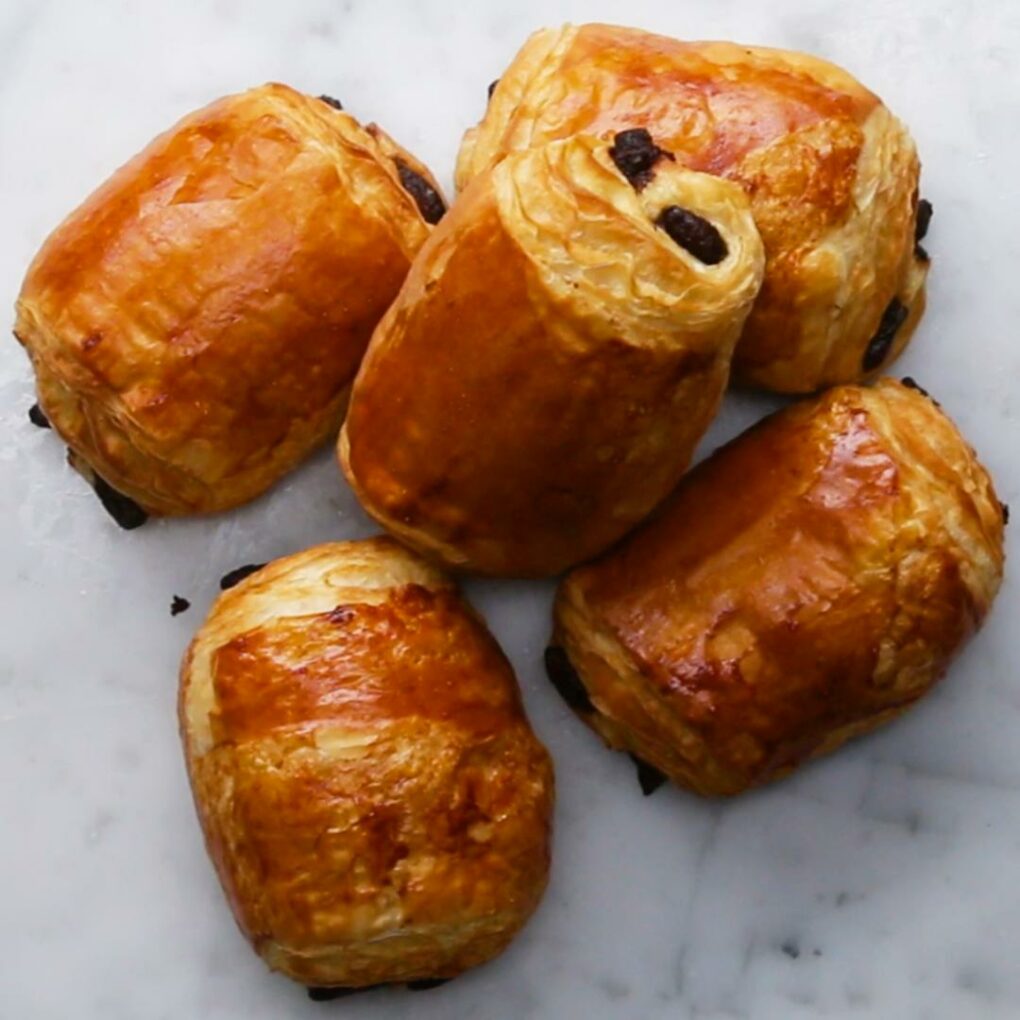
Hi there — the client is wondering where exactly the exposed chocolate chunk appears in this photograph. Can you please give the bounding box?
[318,94,343,110]
[326,605,354,625]
[170,595,190,616]
[914,198,933,260]
[627,753,668,796]
[655,206,728,265]
[307,986,373,1001]
[543,645,594,714]
[407,979,450,991]
[1002,502,1010,526]
[862,298,909,372]
[394,158,446,225]
[28,403,51,429]
[487,79,499,100]
[219,563,266,590]
[915,198,933,242]
[900,376,941,407]
[92,475,148,530]
[608,128,673,190]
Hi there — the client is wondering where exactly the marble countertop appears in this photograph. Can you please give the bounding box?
[2,1,1018,1017]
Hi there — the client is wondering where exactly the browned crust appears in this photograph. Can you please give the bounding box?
[553,379,1005,795]
[179,538,554,986]
[14,84,441,515]
[341,134,764,576]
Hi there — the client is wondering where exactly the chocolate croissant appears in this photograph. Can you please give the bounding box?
[14,83,444,522]
[180,538,553,989]
[341,133,764,577]
[458,24,928,393]
[550,379,1005,796]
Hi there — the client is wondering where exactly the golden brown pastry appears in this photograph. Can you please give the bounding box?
[341,133,764,577]
[14,83,444,524]
[179,538,553,990]
[457,24,930,393]
[550,379,1005,796]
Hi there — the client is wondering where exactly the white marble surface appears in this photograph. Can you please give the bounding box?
[1,1,1018,1017]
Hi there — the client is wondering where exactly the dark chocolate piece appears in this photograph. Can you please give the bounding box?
[543,646,594,714]
[915,198,933,242]
[862,298,909,372]
[1002,503,1010,526]
[655,206,728,265]
[407,979,449,991]
[394,158,446,225]
[170,595,190,617]
[487,79,499,100]
[92,475,148,530]
[608,128,673,190]
[318,95,343,110]
[307,986,372,1001]
[219,563,266,591]
[28,403,51,429]
[628,753,668,796]
[914,198,933,260]
[326,605,355,625]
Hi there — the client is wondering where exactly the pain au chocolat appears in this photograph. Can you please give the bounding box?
[458,24,929,393]
[180,538,553,989]
[341,132,764,576]
[14,83,444,523]
[550,379,1005,795]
